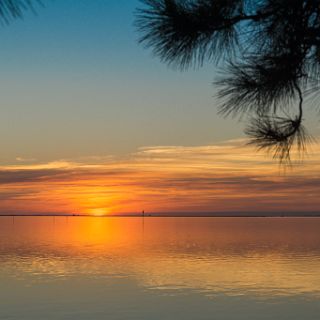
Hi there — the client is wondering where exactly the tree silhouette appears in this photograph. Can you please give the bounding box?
[0,0,39,24]
[136,0,320,163]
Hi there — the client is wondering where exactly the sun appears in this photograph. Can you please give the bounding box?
[89,208,110,217]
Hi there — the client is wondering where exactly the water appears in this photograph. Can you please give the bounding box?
[0,217,319,320]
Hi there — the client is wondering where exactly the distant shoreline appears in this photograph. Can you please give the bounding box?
[0,213,320,218]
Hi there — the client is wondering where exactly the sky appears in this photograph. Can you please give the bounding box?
[1,0,320,215]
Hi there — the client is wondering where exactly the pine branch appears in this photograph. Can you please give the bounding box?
[136,0,320,163]
[136,0,247,68]
[245,83,311,164]
[0,0,40,24]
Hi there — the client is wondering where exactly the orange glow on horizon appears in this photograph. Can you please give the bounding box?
[88,208,110,216]
[1,139,320,215]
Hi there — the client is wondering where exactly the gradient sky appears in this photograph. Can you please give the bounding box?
[1,0,320,214]
[0,0,247,163]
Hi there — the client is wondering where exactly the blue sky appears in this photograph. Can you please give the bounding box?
[0,0,319,165]
[0,0,248,164]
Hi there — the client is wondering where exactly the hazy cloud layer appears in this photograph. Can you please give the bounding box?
[1,140,320,214]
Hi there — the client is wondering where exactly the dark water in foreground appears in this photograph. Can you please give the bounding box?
[0,217,319,320]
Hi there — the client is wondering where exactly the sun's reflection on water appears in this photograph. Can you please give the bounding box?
[0,217,320,299]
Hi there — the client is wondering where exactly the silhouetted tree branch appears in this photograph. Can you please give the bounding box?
[136,0,320,163]
[0,0,40,24]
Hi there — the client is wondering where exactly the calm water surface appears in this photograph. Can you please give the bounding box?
[0,217,319,319]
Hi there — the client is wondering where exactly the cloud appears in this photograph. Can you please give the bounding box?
[15,157,37,162]
[1,139,320,214]
[0,169,69,184]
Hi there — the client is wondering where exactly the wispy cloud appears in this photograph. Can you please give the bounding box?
[15,157,37,163]
[1,139,320,214]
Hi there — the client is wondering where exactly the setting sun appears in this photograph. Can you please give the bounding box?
[89,208,110,216]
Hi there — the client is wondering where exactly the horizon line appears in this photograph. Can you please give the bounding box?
[1,212,320,218]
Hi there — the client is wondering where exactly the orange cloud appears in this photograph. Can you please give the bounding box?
[1,139,320,215]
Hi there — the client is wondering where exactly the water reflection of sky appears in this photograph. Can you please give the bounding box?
[0,217,320,320]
